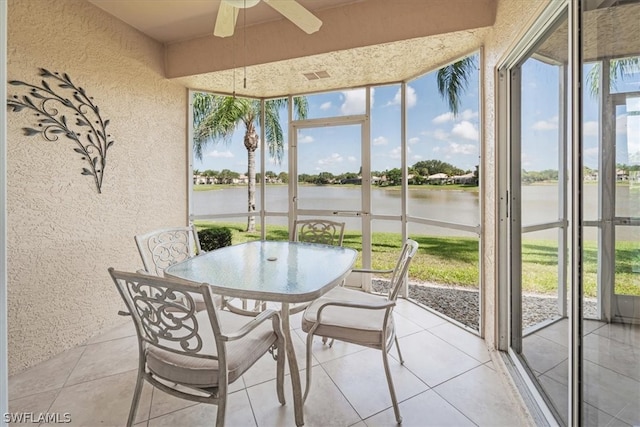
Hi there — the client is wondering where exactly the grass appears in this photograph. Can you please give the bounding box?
[195,221,639,297]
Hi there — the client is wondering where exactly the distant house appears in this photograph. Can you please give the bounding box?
[451,172,476,184]
[427,173,449,184]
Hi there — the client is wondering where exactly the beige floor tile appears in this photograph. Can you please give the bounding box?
[147,390,256,427]
[392,312,424,338]
[521,334,568,374]
[393,300,448,330]
[428,321,490,363]
[64,335,139,386]
[592,321,640,346]
[294,327,365,364]
[434,364,526,426]
[247,367,361,427]
[397,330,481,387]
[7,389,60,427]
[9,346,85,400]
[48,370,153,426]
[364,389,475,427]
[85,318,136,345]
[584,333,640,381]
[321,348,428,419]
[147,387,200,420]
[241,347,286,388]
[584,360,640,426]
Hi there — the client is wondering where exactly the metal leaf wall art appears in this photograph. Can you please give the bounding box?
[7,68,115,193]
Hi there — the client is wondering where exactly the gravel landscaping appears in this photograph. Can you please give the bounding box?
[373,280,598,330]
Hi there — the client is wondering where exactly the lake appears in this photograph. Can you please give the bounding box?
[193,184,632,239]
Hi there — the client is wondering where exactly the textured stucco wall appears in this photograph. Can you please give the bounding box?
[7,0,188,374]
[481,0,551,347]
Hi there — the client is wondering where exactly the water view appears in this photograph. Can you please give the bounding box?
[193,183,616,239]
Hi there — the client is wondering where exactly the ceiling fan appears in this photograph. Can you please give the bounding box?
[214,0,323,38]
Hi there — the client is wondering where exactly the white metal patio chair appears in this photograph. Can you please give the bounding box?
[300,239,419,424]
[291,219,346,247]
[134,225,203,276]
[108,268,285,427]
[288,219,346,316]
[134,226,259,314]
[134,225,210,312]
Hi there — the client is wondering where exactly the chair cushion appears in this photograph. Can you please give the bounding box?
[146,310,277,387]
[301,287,394,348]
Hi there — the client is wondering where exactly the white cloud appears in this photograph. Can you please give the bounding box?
[388,85,417,108]
[433,129,449,141]
[459,109,478,121]
[448,142,477,155]
[583,121,599,136]
[340,88,375,115]
[317,153,343,166]
[347,156,357,162]
[373,136,389,146]
[298,134,314,144]
[412,154,423,160]
[389,146,402,159]
[451,121,479,141]
[206,149,234,158]
[432,146,441,152]
[433,112,455,124]
[320,101,332,111]
[532,115,558,131]
[408,137,420,145]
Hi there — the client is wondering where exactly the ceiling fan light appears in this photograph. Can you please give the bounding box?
[224,0,260,9]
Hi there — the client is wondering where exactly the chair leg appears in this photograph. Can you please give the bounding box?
[394,335,404,365]
[303,333,315,402]
[215,394,227,427]
[276,343,286,405]
[126,370,145,427]
[381,349,402,424]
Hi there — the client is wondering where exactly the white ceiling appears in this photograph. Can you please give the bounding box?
[88,0,360,44]
[87,0,495,97]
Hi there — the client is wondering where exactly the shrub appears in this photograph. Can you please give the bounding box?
[198,227,232,251]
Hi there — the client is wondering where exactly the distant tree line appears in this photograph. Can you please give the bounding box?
[195,159,480,186]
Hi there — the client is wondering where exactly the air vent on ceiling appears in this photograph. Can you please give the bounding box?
[303,70,331,81]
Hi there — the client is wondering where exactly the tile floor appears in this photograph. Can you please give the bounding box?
[9,299,532,426]
[523,319,640,426]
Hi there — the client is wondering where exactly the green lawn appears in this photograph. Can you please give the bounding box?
[195,221,639,297]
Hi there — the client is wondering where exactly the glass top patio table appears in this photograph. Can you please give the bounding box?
[164,240,358,303]
[164,240,357,427]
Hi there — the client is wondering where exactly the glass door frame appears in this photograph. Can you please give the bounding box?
[497,1,574,424]
[288,100,373,279]
[598,87,640,322]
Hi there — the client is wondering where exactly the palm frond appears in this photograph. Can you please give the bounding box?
[436,56,477,115]
[586,57,640,98]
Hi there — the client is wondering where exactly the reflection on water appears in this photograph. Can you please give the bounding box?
[193,183,626,238]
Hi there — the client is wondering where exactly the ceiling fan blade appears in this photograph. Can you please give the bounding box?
[263,0,322,34]
[214,1,239,38]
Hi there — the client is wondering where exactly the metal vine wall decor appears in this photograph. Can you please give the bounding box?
[7,68,115,193]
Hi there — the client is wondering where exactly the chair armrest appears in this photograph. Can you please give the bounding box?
[351,268,394,275]
[220,308,281,342]
[223,301,265,317]
[315,299,395,319]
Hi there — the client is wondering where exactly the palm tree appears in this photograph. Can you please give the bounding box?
[587,57,640,97]
[193,94,308,232]
[436,55,477,116]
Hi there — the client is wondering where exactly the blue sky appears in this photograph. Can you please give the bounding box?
[194,58,481,176]
[193,55,639,175]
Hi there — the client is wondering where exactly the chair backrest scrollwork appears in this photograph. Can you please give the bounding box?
[135,226,203,276]
[109,269,219,360]
[292,219,346,246]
